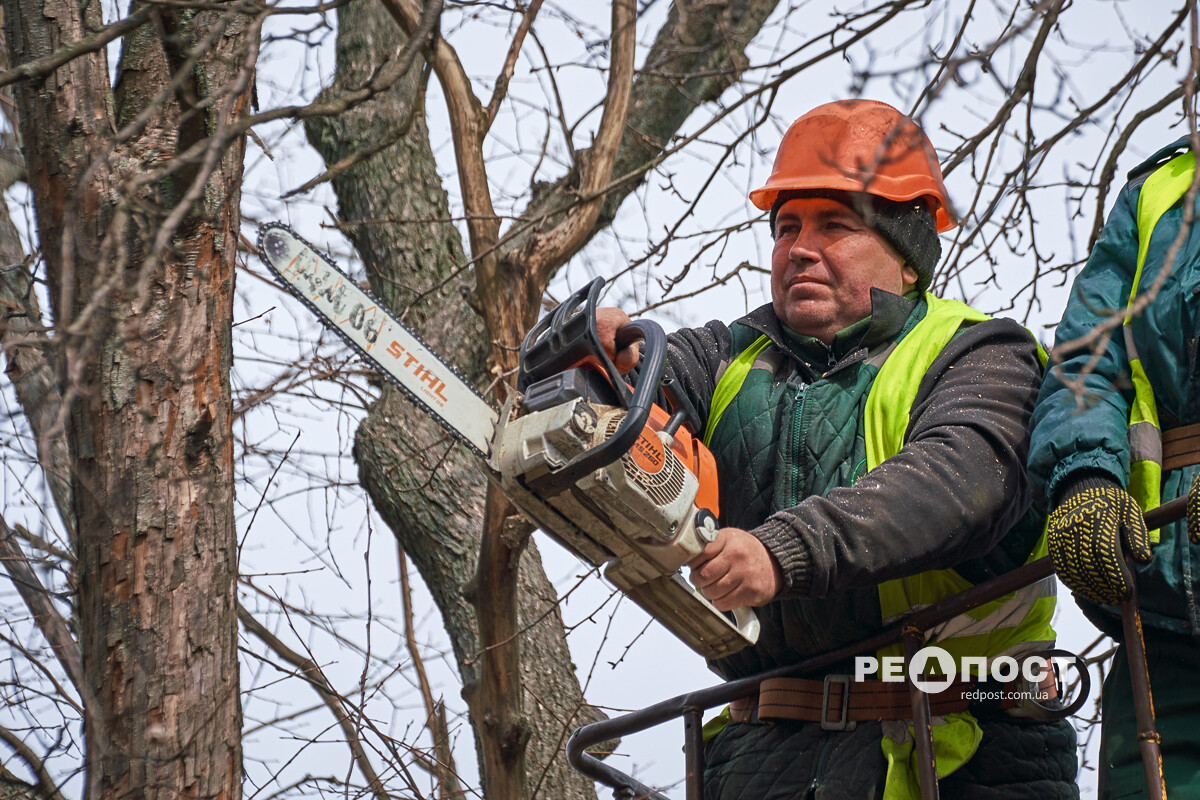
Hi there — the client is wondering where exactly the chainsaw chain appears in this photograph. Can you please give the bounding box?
[255,222,496,459]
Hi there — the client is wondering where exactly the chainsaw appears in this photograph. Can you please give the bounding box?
[256,223,760,660]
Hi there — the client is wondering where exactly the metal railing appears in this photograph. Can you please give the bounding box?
[567,496,1186,800]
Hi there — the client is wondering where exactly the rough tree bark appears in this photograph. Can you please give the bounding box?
[305,7,599,796]
[306,1,781,798]
[1,1,256,797]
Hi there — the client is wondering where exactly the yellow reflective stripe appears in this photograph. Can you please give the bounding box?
[863,294,990,472]
[925,596,1056,656]
[1122,323,1140,361]
[882,713,983,795]
[864,294,1057,799]
[1130,151,1196,322]
[1124,151,1192,522]
[1130,458,1163,546]
[942,574,1055,629]
[878,576,1056,655]
[1127,358,1162,537]
[870,294,1002,624]
[702,334,772,447]
[700,706,732,743]
[1033,338,1049,368]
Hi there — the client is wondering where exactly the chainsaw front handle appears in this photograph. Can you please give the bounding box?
[519,278,633,406]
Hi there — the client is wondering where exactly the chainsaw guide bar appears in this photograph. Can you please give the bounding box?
[257,222,760,660]
[256,223,499,458]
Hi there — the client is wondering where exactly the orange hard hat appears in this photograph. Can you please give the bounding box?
[750,100,956,232]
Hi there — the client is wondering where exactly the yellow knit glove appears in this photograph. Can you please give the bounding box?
[1188,472,1200,545]
[1047,481,1152,606]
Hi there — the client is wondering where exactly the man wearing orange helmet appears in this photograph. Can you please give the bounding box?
[598,99,1076,799]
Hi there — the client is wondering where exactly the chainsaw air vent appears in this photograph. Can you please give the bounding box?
[604,415,687,507]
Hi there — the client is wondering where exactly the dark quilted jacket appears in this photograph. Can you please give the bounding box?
[658,290,1077,798]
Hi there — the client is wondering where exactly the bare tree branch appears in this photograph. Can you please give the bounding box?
[398,547,461,800]
[379,0,501,276]
[0,6,155,89]
[0,515,82,698]
[485,0,545,129]
[520,0,636,284]
[237,606,394,800]
[0,724,65,800]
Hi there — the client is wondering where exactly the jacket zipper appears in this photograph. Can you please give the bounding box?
[784,342,867,505]
[790,380,813,507]
[804,734,838,798]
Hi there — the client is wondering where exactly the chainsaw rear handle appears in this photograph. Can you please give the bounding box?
[524,317,667,495]
[519,278,634,406]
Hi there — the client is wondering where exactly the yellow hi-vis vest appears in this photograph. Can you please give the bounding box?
[1125,150,1197,543]
[704,294,1057,800]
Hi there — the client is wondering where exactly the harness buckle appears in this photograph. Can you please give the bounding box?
[821,674,856,731]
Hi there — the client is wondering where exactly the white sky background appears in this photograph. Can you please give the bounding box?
[238,0,1192,795]
[1,0,1195,797]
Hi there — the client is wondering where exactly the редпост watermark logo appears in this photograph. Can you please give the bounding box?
[855,647,1076,695]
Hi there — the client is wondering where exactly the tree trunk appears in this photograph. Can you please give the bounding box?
[305,7,608,798]
[306,1,781,797]
[2,2,253,797]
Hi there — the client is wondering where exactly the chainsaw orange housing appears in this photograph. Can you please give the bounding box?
[556,345,720,517]
[645,404,720,517]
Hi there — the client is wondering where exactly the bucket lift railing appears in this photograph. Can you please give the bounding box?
[567,496,1185,800]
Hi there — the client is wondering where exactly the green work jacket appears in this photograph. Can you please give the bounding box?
[1029,136,1200,636]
